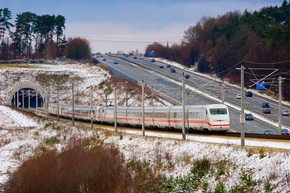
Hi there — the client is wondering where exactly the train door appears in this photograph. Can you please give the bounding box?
[168,106,174,129]
[185,106,190,129]
[152,106,157,127]
[96,106,105,122]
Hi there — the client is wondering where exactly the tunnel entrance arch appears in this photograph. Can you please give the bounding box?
[8,82,47,109]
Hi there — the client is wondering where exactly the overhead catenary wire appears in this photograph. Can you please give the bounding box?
[243,59,290,66]
[88,38,179,44]
[196,61,241,91]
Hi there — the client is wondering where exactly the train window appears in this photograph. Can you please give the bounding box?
[169,112,182,118]
[175,112,182,118]
[209,108,227,115]
[189,112,202,119]
[128,112,141,117]
[117,112,126,116]
[154,112,167,118]
[144,112,152,117]
[106,111,113,116]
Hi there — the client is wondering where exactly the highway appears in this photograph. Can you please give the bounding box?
[99,55,287,134]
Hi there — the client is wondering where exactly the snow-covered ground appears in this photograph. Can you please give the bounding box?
[0,59,290,192]
[1,104,290,192]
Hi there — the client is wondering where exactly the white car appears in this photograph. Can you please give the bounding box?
[282,110,289,116]
[236,94,241,99]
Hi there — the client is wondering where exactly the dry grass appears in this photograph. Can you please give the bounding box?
[0,64,27,69]
[0,64,41,69]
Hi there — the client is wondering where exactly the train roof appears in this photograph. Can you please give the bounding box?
[50,103,100,109]
[50,103,228,110]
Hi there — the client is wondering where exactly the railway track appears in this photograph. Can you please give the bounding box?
[16,98,289,142]
[37,108,290,142]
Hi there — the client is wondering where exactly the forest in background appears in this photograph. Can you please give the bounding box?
[0,8,67,59]
[1,2,290,100]
[146,0,290,100]
[0,8,91,60]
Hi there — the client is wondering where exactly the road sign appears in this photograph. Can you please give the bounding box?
[240,113,245,124]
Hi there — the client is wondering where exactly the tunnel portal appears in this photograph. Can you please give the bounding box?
[11,88,44,109]
[8,82,47,110]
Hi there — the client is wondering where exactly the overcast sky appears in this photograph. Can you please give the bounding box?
[1,0,283,54]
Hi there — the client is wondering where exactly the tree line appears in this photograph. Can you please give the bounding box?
[0,8,66,59]
[0,8,91,60]
[145,0,290,100]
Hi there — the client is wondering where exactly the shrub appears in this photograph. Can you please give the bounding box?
[191,157,211,178]
[4,141,161,193]
[258,147,266,159]
[264,180,273,193]
[158,157,211,192]
[230,171,257,192]
[44,136,59,145]
[126,160,161,192]
[65,37,92,60]
[216,159,227,176]
[43,122,52,129]
[247,148,254,157]
[214,181,226,193]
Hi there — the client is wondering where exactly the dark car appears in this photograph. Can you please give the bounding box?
[245,113,254,120]
[133,56,137,59]
[113,61,118,64]
[159,65,164,68]
[185,74,190,79]
[102,58,107,61]
[262,102,269,108]
[264,129,273,135]
[263,108,271,114]
[281,128,289,135]
[167,64,171,68]
[170,68,176,73]
[245,91,253,97]
[151,59,155,62]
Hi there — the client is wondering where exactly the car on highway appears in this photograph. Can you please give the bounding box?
[113,61,118,64]
[281,128,289,135]
[236,94,241,99]
[263,108,271,114]
[159,65,164,69]
[167,64,171,68]
[151,59,155,62]
[170,68,176,73]
[245,91,253,97]
[185,74,190,79]
[245,113,254,120]
[133,56,137,59]
[282,110,289,116]
[102,58,107,61]
[262,102,270,108]
[264,129,273,135]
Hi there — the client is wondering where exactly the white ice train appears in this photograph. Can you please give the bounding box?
[48,103,230,132]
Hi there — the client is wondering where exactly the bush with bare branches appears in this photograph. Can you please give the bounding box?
[4,141,161,193]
